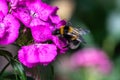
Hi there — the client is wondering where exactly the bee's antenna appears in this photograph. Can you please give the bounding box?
[66,21,72,26]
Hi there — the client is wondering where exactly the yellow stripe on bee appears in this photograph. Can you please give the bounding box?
[69,26,73,33]
[60,26,64,35]
[71,36,77,40]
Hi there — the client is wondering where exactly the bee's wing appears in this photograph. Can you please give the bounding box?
[77,35,86,44]
[74,28,90,35]
[67,28,87,43]
[67,32,75,36]
[69,40,81,49]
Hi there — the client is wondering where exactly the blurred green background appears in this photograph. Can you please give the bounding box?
[50,0,120,58]
[51,0,120,80]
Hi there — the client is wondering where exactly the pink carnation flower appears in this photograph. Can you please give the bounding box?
[18,43,57,68]
[0,14,20,45]
[70,48,112,74]
[0,0,20,45]
[11,0,68,53]
[11,0,64,28]
[11,0,66,41]
[8,0,68,68]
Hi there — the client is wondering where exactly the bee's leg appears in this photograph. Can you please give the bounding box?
[69,40,80,49]
[63,44,69,48]
[62,40,70,48]
[77,36,86,44]
[71,36,77,40]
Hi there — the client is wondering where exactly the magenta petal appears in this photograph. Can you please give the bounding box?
[0,0,8,15]
[18,44,40,68]
[29,18,47,28]
[37,44,57,63]
[9,0,19,9]
[52,36,68,54]
[26,0,58,21]
[0,22,6,38]
[70,48,112,74]
[31,26,53,42]
[38,5,58,21]
[0,14,20,45]
[49,14,61,24]
[18,46,38,68]
[12,7,31,27]
[18,43,57,68]
[0,11,4,21]
[56,20,66,29]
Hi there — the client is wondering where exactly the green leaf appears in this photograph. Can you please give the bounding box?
[0,50,13,76]
[0,72,20,80]
[10,57,27,80]
[0,49,27,80]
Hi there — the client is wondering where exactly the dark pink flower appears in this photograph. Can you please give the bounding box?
[0,14,20,45]
[11,0,64,28]
[18,43,57,68]
[18,0,58,22]
[9,0,68,68]
[70,48,112,74]
[11,0,66,43]
[30,25,68,53]
[0,0,20,45]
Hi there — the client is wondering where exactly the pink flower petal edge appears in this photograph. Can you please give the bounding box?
[70,48,112,74]
[0,14,20,45]
[18,43,57,68]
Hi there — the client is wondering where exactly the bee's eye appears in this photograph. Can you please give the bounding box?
[52,29,59,35]
[64,29,68,33]
[56,30,60,33]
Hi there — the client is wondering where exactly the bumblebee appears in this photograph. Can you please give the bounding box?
[52,23,89,49]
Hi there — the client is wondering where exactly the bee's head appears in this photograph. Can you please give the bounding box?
[52,29,60,35]
[66,22,72,26]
